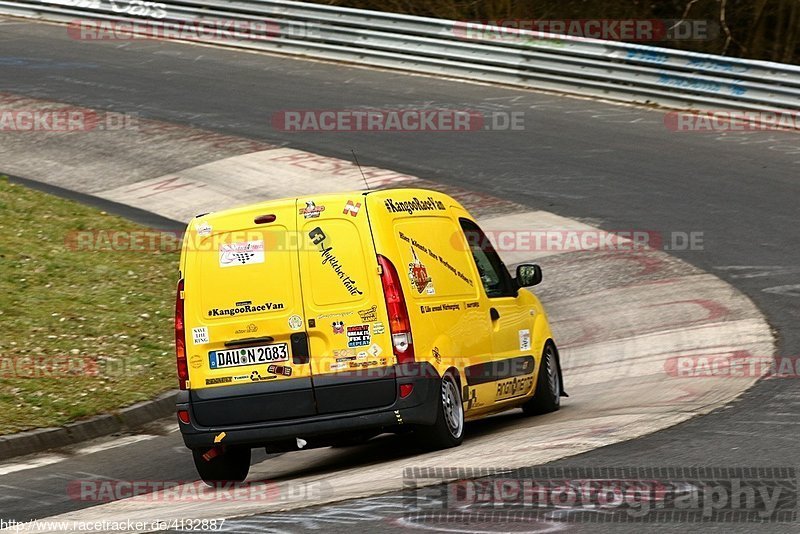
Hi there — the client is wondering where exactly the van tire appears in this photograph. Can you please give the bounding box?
[416,371,464,449]
[192,446,251,486]
[522,343,561,416]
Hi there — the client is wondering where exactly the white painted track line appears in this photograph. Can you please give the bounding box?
[0,455,69,477]
[0,434,160,477]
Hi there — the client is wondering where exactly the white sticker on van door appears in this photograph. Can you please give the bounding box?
[196,221,212,237]
[519,329,531,352]
[288,314,303,331]
[192,327,209,345]
[347,325,371,347]
[219,240,265,267]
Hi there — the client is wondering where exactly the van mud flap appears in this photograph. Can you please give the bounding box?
[190,379,317,427]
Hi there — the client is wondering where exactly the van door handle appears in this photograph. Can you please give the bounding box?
[490,308,500,321]
[224,336,275,348]
[291,332,310,365]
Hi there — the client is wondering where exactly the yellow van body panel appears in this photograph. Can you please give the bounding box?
[364,189,552,414]
[182,198,311,389]
[177,188,557,430]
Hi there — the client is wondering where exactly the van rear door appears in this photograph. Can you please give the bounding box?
[297,195,396,414]
[184,199,316,426]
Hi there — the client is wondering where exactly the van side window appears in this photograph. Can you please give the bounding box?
[459,219,516,298]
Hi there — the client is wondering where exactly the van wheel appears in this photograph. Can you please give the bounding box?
[416,372,464,449]
[523,343,561,416]
[192,446,251,486]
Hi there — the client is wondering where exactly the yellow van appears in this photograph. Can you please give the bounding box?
[174,188,565,483]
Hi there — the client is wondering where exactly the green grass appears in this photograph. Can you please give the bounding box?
[0,177,179,434]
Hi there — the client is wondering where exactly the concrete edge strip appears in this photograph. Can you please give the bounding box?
[0,390,178,462]
[5,174,185,231]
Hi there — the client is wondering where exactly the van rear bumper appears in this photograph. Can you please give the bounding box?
[177,362,441,450]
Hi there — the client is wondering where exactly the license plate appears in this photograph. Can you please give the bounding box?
[209,343,289,369]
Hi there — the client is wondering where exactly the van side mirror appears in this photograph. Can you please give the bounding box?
[516,264,542,287]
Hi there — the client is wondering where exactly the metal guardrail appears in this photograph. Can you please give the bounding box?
[1,0,799,115]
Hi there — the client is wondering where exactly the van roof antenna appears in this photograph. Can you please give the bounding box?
[351,149,370,191]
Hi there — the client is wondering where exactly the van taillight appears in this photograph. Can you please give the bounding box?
[174,278,188,390]
[377,255,415,364]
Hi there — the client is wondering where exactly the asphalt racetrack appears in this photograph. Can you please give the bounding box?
[0,17,799,533]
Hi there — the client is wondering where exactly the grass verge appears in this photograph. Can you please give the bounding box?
[0,176,178,434]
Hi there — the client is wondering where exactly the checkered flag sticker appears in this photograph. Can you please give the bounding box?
[233,251,255,264]
[219,240,265,268]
